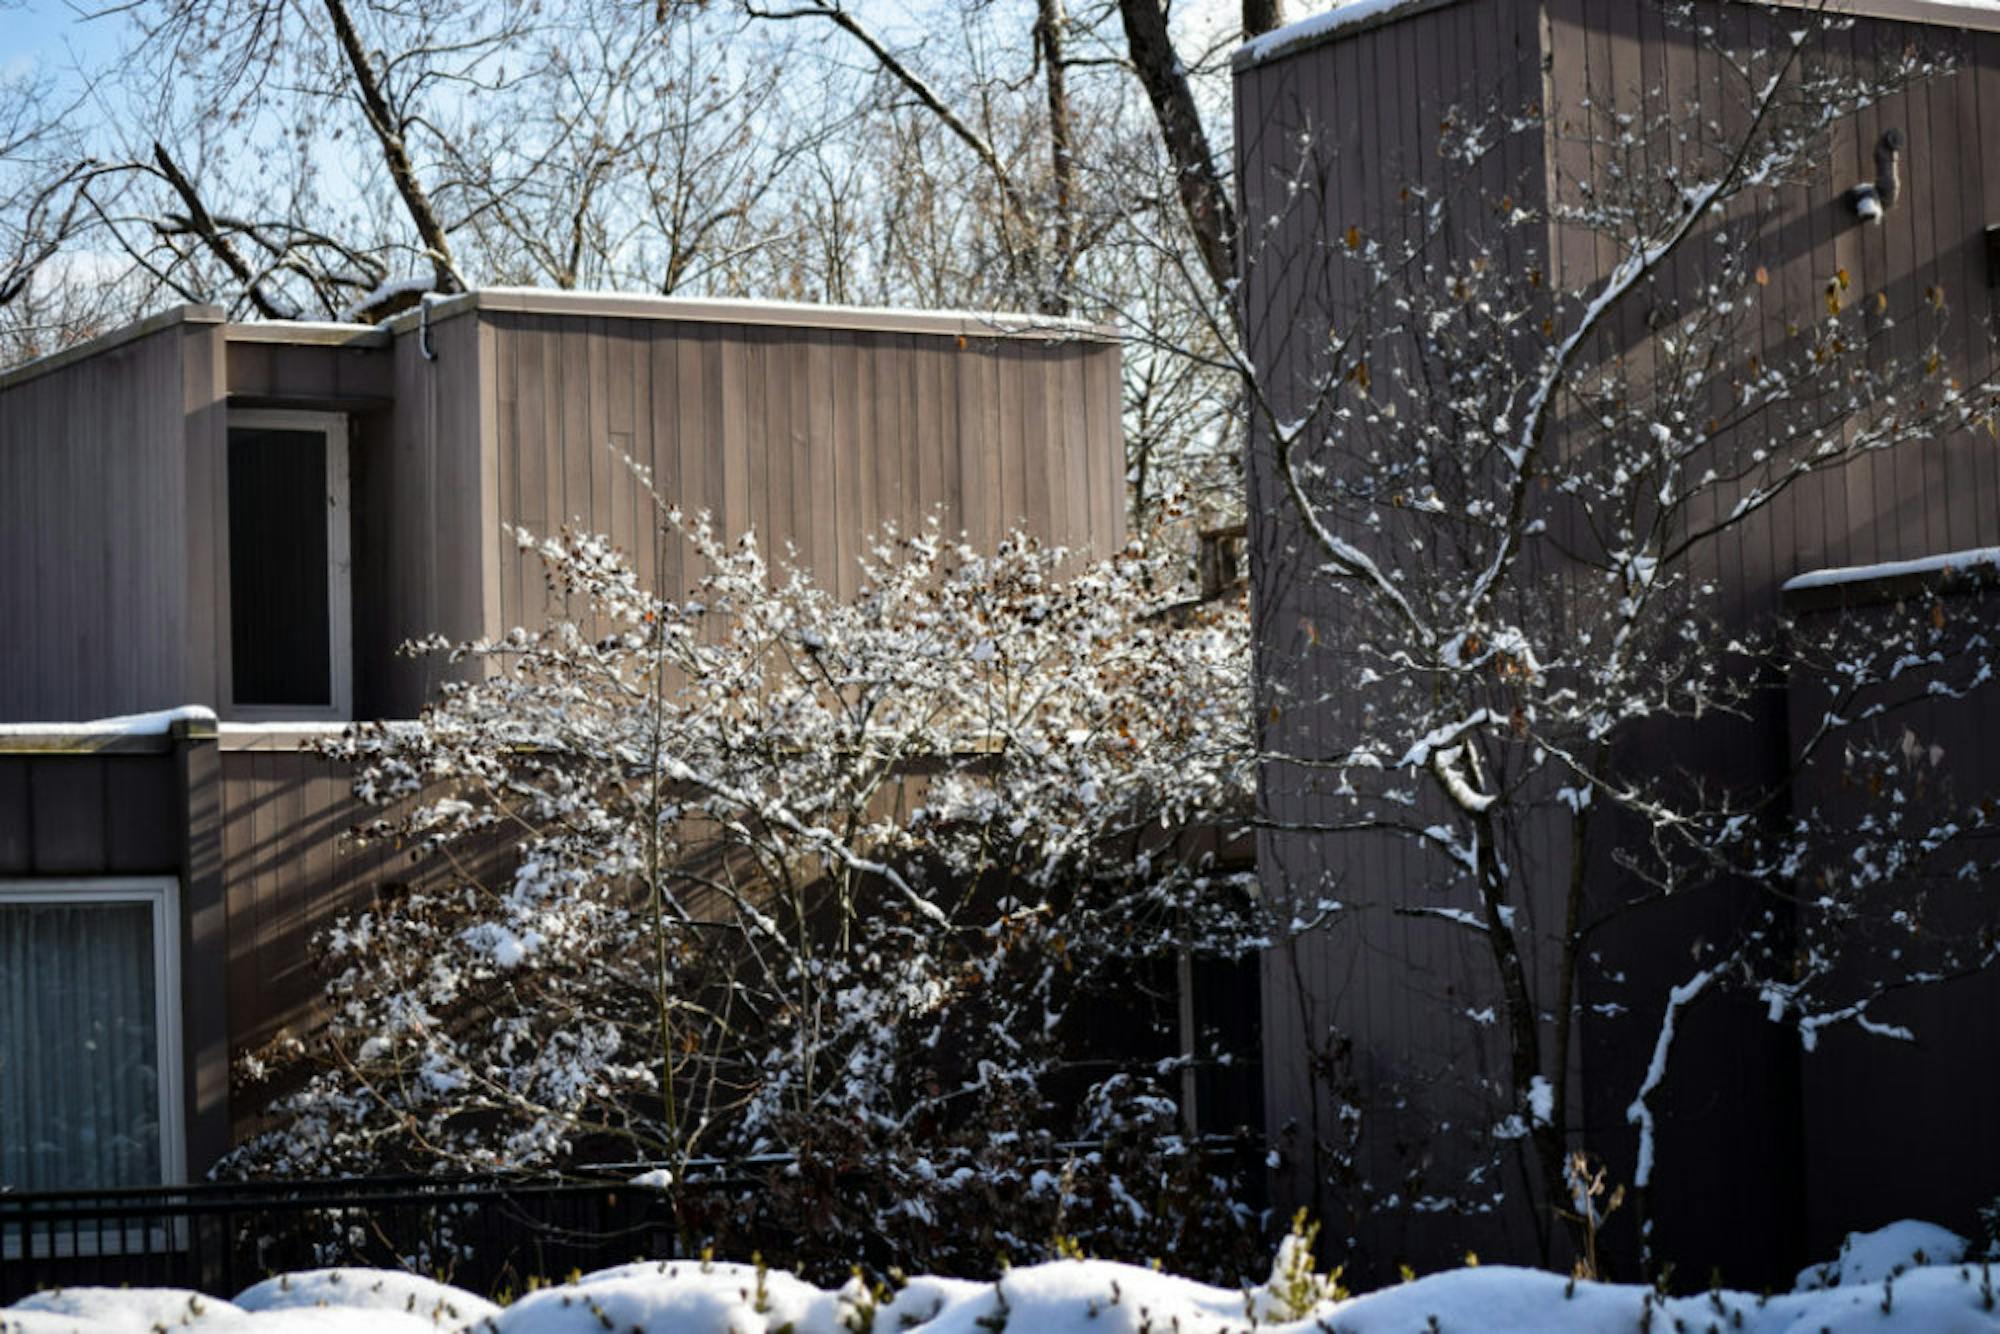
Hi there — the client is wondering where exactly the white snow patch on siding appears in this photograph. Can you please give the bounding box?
[1783,545,2000,593]
[0,705,216,737]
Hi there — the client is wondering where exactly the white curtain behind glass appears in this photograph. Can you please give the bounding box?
[0,902,162,1190]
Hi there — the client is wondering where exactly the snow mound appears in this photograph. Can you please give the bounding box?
[1796,1219,1971,1291]
[9,1234,2000,1332]
[235,1268,500,1325]
[1305,1263,2000,1332]
[877,1261,1254,1333]
[4,1288,246,1330]
[471,1260,861,1333]
[0,1289,434,1331]
[240,1313,442,1332]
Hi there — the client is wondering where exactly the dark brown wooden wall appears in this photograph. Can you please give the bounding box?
[0,753,181,875]
[219,745,376,1068]
[1786,580,2000,1261]
[1239,0,2000,1284]
[1235,0,1556,1274]
[1545,0,2000,1282]
[216,741,518,1142]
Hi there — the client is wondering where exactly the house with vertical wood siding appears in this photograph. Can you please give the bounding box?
[0,290,1124,1193]
[1237,0,2000,1288]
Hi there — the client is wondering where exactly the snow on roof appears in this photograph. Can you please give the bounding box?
[384,287,1121,343]
[0,705,217,738]
[338,275,436,322]
[223,320,388,347]
[1236,0,2000,70]
[1781,545,2000,594]
[1235,0,1443,66]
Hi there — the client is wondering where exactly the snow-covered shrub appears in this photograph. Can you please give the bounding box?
[225,502,1262,1279]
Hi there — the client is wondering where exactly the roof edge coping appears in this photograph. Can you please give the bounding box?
[383,287,1121,343]
[1234,0,2000,74]
[0,304,224,394]
[1234,0,1462,70]
[224,322,391,349]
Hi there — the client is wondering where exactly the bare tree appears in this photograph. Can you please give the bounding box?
[1,0,829,321]
[1231,1,2000,1275]
[8,0,1257,530]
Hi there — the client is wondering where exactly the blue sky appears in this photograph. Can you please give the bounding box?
[2,2,127,84]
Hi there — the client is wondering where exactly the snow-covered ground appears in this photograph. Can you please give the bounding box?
[4,1221,1995,1332]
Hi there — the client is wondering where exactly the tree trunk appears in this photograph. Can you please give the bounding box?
[1115,0,1236,306]
[1243,0,1282,39]
[1034,0,1077,314]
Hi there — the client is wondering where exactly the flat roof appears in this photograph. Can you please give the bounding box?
[0,289,1120,394]
[382,287,1120,343]
[1235,0,2000,71]
[0,303,223,395]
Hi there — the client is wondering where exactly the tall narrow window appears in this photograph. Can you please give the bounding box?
[0,880,184,1192]
[226,411,351,719]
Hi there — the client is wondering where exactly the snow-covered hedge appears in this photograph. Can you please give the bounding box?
[224,513,1265,1278]
[7,1221,1996,1333]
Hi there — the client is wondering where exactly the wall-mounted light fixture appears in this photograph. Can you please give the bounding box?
[1848,128,1905,223]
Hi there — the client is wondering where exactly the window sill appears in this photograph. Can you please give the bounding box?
[217,722,357,752]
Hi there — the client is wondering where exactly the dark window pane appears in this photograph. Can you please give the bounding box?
[228,428,331,706]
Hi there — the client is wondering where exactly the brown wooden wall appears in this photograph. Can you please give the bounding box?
[474,307,1125,643]
[218,745,376,1068]
[0,735,231,1178]
[1239,0,2000,1284]
[215,739,516,1142]
[342,312,490,719]
[1235,0,1556,1275]
[0,310,221,721]
[1785,577,2000,1262]
[1,295,1124,725]
[342,300,1125,718]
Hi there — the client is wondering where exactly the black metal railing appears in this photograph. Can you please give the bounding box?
[1,1137,1267,1306]
[0,1176,681,1304]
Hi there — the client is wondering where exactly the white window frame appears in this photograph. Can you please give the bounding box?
[224,408,353,722]
[0,878,185,1258]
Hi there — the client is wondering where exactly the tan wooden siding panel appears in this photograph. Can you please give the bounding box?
[0,318,200,719]
[217,749,515,1098]
[476,312,1122,628]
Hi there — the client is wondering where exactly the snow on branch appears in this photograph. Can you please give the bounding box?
[226,500,1266,1275]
